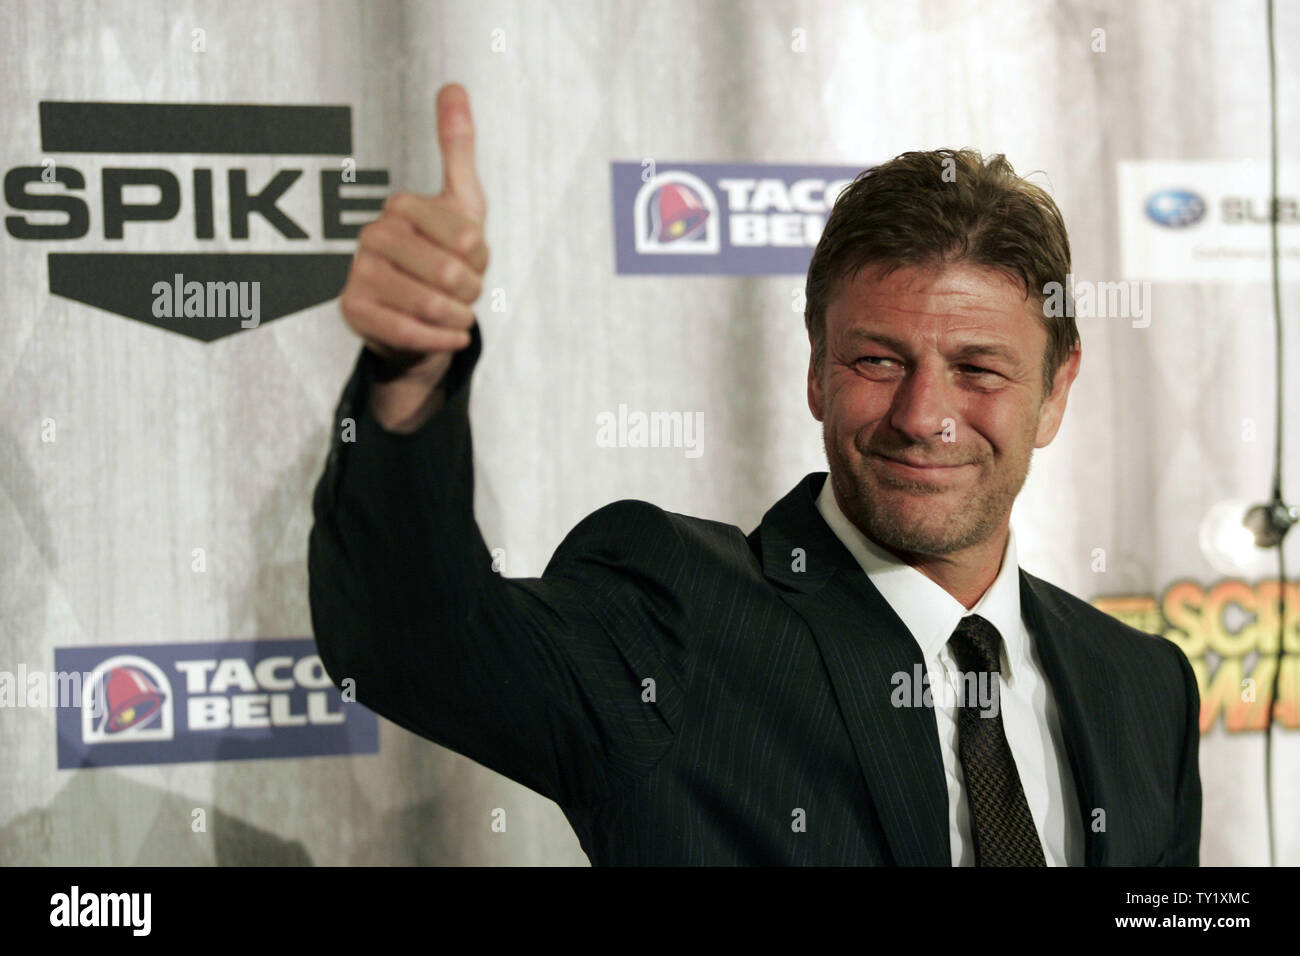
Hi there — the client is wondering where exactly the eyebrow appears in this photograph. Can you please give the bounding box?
[841,329,1020,365]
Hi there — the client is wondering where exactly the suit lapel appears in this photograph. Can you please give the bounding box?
[751,473,1121,866]
[1019,571,1118,866]
[749,473,950,866]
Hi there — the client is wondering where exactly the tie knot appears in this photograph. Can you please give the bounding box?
[948,614,1003,674]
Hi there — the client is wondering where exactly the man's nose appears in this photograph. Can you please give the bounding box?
[887,364,954,443]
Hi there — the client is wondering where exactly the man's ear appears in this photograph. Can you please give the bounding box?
[1034,345,1081,448]
[807,336,825,422]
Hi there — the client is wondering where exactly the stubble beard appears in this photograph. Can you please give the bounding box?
[822,423,1033,558]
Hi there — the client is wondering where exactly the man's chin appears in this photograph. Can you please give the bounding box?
[859,513,964,557]
[839,479,970,555]
[857,472,956,506]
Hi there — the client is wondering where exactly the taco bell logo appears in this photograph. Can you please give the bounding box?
[82,656,174,744]
[613,160,864,275]
[56,638,377,768]
[635,172,720,254]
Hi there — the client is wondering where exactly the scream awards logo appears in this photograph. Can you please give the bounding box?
[55,638,378,768]
[1093,578,1299,733]
[612,161,862,274]
[4,102,389,342]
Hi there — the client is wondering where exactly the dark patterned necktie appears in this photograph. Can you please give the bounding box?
[947,614,1047,866]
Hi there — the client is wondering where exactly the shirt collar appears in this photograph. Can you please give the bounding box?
[814,475,1025,679]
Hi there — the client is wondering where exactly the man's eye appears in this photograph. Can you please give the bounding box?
[857,356,896,367]
[959,364,996,375]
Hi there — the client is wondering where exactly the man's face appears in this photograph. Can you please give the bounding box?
[807,261,1080,559]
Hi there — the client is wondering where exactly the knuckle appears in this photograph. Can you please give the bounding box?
[352,252,380,282]
[401,324,450,354]
[450,299,475,327]
[454,225,483,258]
[435,299,465,328]
[387,321,422,353]
[422,291,447,322]
[338,291,362,321]
[383,190,412,214]
[439,257,465,290]
[357,221,386,250]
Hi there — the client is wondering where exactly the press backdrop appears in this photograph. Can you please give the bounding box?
[1,0,1297,866]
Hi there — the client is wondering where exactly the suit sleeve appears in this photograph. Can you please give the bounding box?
[307,322,689,810]
[1161,638,1203,865]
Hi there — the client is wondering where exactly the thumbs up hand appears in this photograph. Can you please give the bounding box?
[340,83,489,431]
[435,83,486,225]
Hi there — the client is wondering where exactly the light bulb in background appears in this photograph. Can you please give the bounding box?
[1199,499,1278,577]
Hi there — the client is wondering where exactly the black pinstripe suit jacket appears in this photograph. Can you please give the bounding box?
[308,323,1202,866]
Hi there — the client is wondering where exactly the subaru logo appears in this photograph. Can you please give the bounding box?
[1145,189,1207,228]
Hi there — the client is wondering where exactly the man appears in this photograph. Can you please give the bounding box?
[308,84,1201,865]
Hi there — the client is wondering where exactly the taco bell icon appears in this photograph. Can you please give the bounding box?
[82,656,175,744]
[634,171,720,255]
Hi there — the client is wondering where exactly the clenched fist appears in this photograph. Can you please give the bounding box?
[339,83,489,431]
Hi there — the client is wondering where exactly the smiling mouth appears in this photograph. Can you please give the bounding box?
[873,453,972,477]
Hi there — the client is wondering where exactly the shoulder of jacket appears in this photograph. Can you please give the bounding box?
[557,498,747,561]
[1023,569,1183,664]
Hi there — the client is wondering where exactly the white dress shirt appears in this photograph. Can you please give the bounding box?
[815,478,1084,866]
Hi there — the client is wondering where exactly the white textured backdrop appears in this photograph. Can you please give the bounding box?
[1,0,1297,865]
